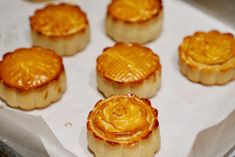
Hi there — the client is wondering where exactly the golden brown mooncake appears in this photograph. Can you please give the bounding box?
[30,3,90,56]
[179,30,235,85]
[106,0,163,44]
[0,47,66,110]
[28,0,51,2]
[87,94,160,157]
[96,43,161,98]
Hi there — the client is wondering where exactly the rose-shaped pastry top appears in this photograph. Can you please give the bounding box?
[0,47,64,92]
[30,3,88,37]
[180,30,235,65]
[108,0,162,22]
[97,43,161,84]
[87,94,159,146]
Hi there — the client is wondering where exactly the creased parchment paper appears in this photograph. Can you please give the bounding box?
[189,109,235,157]
[0,0,235,157]
[0,105,235,157]
[0,106,77,157]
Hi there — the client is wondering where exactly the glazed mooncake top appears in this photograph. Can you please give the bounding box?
[0,47,63,91]
[97,43,161,84]
[180,30,235,65]
[87,94,159,145]
[108,0,162,22]
[30,3,88,37]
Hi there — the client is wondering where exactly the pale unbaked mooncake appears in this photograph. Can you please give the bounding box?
[0,47,66,110]
[179,30,235,85]
[106,0,163,44]
[30,3,90,56]
[96,43,161,98]
[87,94,160,157]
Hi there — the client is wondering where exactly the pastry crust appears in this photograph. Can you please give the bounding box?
[87,94,160,157]
[96,43,161,98]
[0,47,66,110]
[30,3,90,56]
[179,30,235,85]
[106,0,163,44]
[28,0,52,2]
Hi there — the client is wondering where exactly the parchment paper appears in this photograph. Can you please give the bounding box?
[0,105,77,157]
[189,110,235,157]
[0,0,234,157]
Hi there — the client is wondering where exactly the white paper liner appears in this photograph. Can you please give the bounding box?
[0,105,77,157]
[0,0,234,157]
[189,109,235,157]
